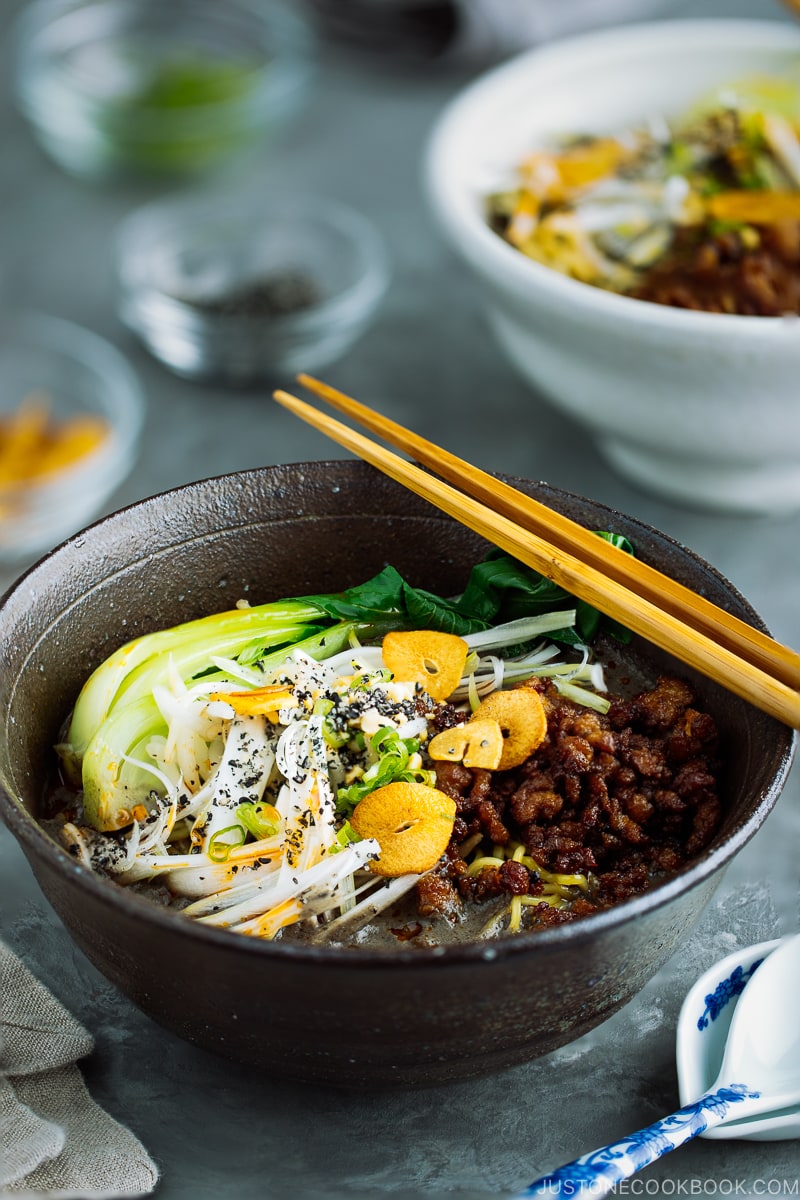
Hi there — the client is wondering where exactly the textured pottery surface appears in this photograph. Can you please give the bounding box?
[0,461,794,1086]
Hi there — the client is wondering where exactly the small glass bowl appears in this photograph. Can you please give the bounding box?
[12,0,313,181]
[0,313,144,562]
[116,191,391,384]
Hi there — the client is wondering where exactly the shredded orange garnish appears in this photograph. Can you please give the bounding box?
[555,138,631,190]
[237,897,303,938]
[208,685,294,716]
[507,190,542,247]
[707,189,800,224]
[0,393,108,491]
[519,139,630,205]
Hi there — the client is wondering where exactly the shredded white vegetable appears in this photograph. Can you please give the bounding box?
[60,615,611,942]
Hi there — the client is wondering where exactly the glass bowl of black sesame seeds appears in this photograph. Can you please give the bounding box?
[116,189,390,384]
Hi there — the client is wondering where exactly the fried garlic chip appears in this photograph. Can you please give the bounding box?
[350,781,456,877]
[428,719,504,770]
[381,630,468,701]
[473,687,547,771]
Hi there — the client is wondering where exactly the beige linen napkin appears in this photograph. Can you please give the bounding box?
[0,941,158,1198]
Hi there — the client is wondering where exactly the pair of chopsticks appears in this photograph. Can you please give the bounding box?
[273,376,800,731]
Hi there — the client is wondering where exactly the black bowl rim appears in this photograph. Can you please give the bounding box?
[0,461,795,969]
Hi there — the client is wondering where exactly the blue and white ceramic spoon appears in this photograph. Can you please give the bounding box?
[676,936,800,1140]
[518,933,800,1199]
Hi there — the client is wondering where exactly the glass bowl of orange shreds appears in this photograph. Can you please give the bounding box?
[0,312,144,561]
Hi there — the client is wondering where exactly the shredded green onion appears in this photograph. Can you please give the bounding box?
[331,820,363,852]
[208,824,247,863]
[236,802,281,841]
[551,678,611,714]
[335,726,434,815]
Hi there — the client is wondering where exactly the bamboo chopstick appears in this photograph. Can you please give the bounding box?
[272,386,800,730]
[297,372,800,693]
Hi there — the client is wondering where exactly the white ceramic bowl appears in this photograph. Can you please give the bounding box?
[426,19,800,514]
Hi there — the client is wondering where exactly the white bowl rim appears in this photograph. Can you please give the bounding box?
[426,17,800,338]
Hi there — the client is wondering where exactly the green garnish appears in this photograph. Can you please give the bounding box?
[208,825,247,863]
[236,802,281,841]
[97,51,263,173]
[129,57,259,112]
[331,821,364,852]
[335,727,435,817]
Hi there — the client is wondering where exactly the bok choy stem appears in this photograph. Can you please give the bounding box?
[63,599,326,773]
[67,618,362,831]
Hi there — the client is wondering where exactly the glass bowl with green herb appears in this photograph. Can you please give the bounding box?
[12,0,313,181]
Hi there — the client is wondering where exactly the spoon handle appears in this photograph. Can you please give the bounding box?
[516,1084,759,1199]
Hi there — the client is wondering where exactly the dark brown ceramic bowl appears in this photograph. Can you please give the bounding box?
[0,461,794,1087]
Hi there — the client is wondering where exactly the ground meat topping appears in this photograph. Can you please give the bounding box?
[632,223,800,316]
[417,675,721,933]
